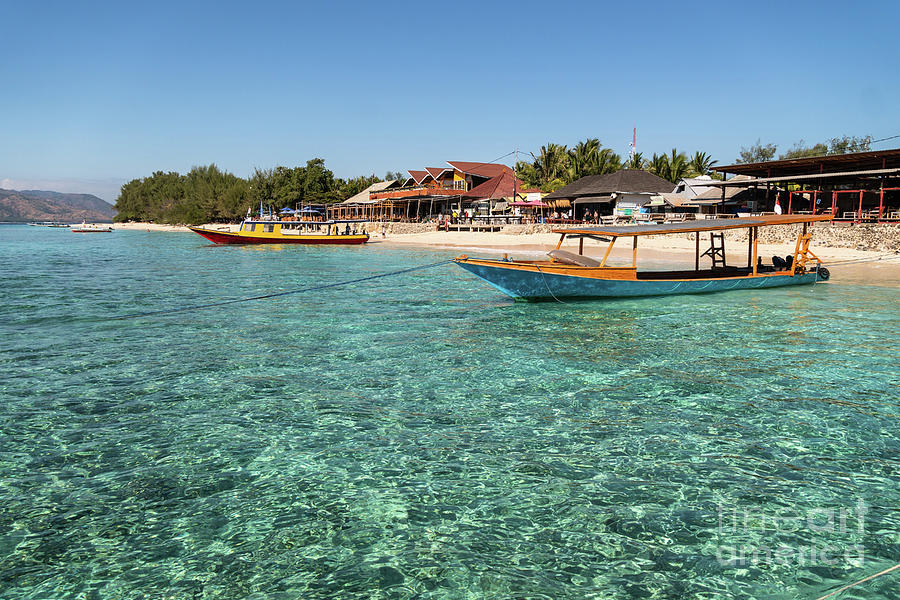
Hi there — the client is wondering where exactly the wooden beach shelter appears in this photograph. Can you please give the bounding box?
[544,169,674,220]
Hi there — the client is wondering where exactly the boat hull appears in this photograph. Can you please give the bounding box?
[189,227,369,245]
[455,259,823,300]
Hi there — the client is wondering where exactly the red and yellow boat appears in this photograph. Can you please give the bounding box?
[189,219,369,245]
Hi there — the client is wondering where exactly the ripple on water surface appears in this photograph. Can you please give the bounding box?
[0,225,899,599]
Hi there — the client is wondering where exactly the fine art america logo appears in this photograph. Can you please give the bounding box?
[716,500,867,568]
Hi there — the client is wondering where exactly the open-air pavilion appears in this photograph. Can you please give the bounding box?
[709,148,900,223]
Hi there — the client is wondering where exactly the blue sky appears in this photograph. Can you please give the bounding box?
[1,0,898,202]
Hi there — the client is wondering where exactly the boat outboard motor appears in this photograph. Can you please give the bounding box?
[772,255,787,269]
[784,255,794,270]
[817,266,830,281]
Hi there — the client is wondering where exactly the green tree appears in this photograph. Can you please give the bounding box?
[666,149,689,183]
[271,165,304,208]
[624,152,645,170]
[736,140,777,164]
[301,158,336,203]
[779,141,828,160]
[567,138,599,181]
[567,138,622,180]
[646,149,689,183]
[829,135,872,154]
[688,151,717,176]
[248,167,274,215]
[535,143,570,185]
[515,160,540,188]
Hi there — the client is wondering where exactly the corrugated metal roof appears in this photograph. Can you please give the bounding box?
[715,148,900,178]
[340,180,398,204]
[697,167,900,187]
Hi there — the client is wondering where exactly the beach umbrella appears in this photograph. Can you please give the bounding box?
[299,207,321,213]
[280,207,297,214]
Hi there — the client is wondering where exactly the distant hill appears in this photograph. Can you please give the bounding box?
[0,189,116,223]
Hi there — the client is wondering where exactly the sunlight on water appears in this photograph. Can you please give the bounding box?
[1,225,898,599]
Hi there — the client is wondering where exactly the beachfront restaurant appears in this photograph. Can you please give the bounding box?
[708,148,900,222]
[329,161,521,222]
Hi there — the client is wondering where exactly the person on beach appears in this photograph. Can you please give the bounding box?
[774,194,783,215]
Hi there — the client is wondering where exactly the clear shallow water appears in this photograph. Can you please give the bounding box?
[1,224,898,599]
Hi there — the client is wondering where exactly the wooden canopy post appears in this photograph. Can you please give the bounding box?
[788,191,793,215]
[831,191,837,216]
[751,227,759,275]
[747,228,753,268]
[695,231,700,271]
[579,236,584,255]
[599,237,617,267]
[857,190,864,224]
[878,181,885,222]
[632,236,638,269]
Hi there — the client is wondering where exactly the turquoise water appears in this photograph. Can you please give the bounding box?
[1,224,898,599]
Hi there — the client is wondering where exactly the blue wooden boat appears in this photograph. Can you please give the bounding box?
[454,215,833,301]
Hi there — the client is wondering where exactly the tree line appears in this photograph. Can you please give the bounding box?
[113,160,398,224]
[516,134,872,192]
[115,134,874,223]
[736,135,872,164]
[516,138,720,192]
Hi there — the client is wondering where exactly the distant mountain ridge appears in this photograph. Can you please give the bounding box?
[0,188,116,222]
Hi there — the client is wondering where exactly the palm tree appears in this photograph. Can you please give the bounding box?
[596,148,622,175]
[532,143,570,186]
[515,160,540,189]
[567,138,600,181]
[648,153,670,181]
[667,148,690,183]
[688,151,717,176]
[568,139,622,181]
[624,152,645,170]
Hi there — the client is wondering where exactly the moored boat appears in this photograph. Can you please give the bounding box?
[454,214,833,300]
[189,218,369,245]
[71,222,113,233]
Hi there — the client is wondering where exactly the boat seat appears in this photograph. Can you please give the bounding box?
[547,249,603,267]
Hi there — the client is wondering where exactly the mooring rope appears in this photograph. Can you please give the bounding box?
[113,260,453,320]
[816,562,900,600]
[534,264,566,304]
[820,252,900,267]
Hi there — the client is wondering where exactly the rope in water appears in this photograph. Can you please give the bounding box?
[816,562,900,600]
[820,252,900,267]
[113,259,454,320]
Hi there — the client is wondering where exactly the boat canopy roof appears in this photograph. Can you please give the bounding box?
[243,219,366,224]
[553,214,833,238]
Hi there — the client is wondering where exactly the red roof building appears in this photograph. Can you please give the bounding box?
[358,160,519,221]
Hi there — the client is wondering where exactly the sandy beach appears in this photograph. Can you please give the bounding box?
[114,221,900,288]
